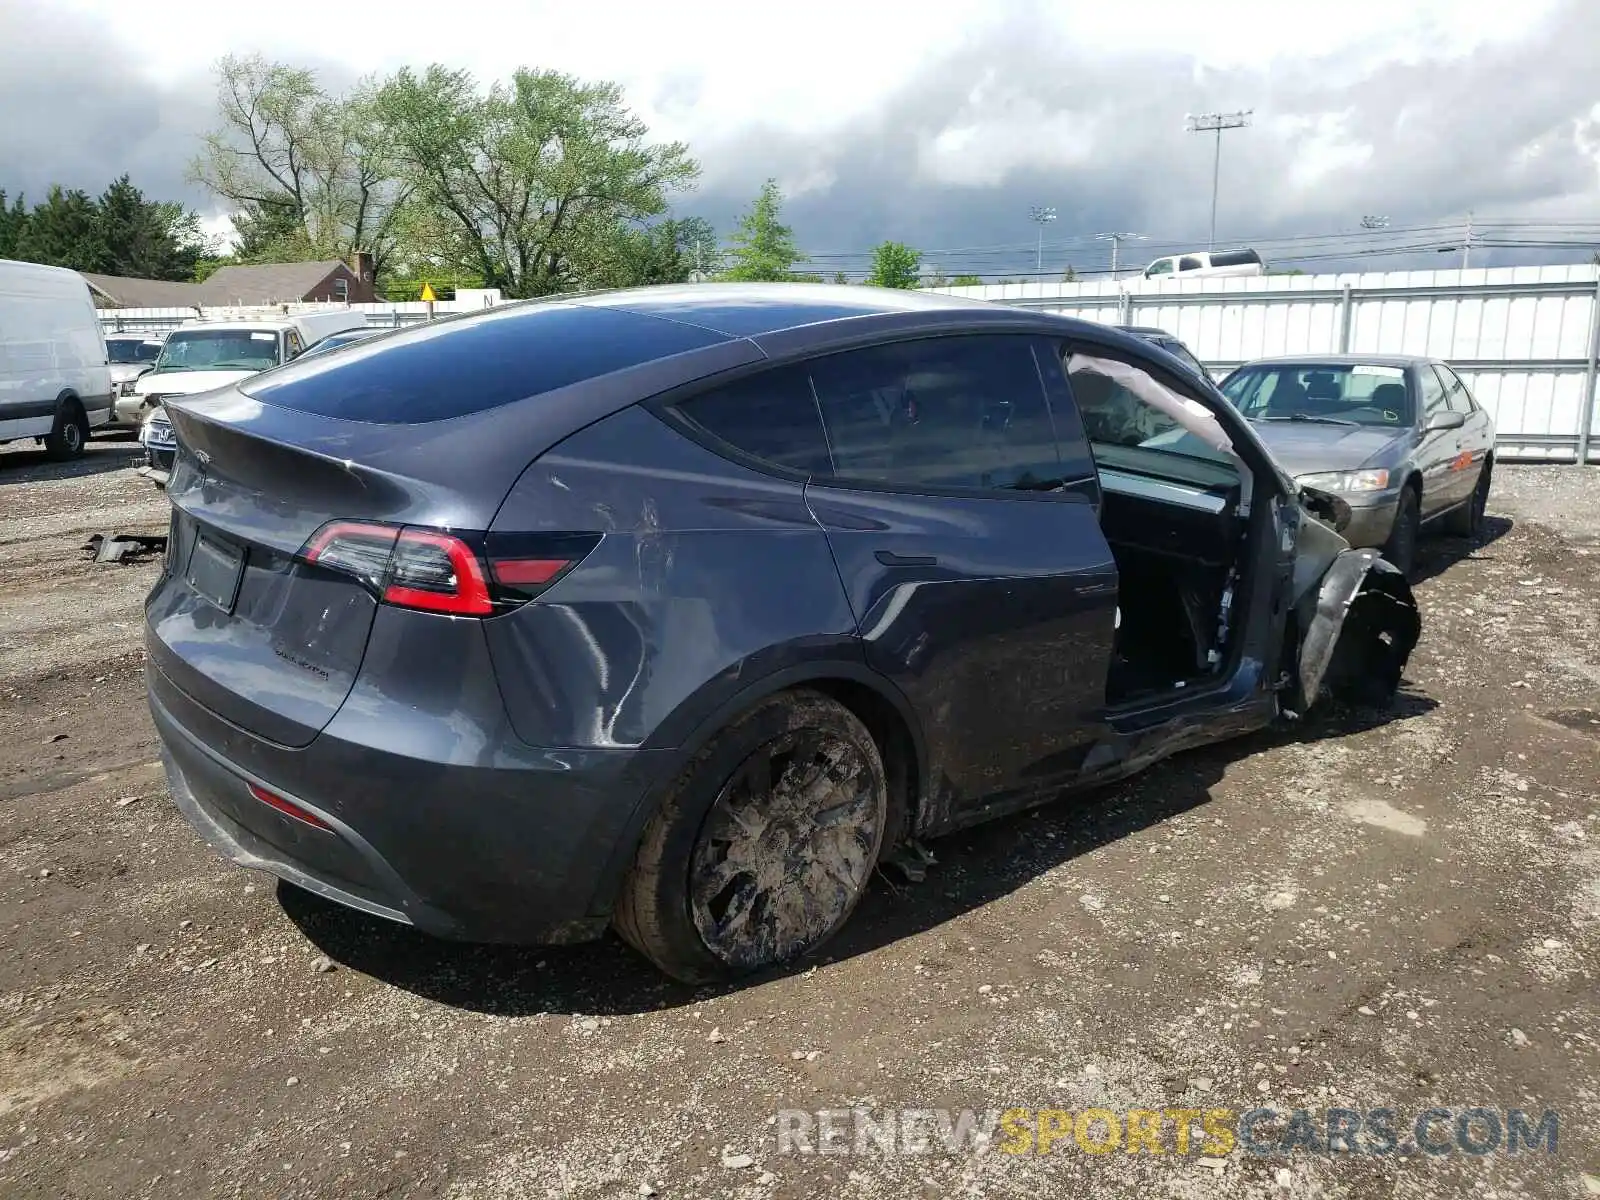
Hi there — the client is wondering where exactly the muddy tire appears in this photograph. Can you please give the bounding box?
[614,689,887,984]
[1381,483,1420,577]
[1444,461,1491,539]
[44,400,88,461]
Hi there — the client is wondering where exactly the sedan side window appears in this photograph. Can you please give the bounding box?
[1419,367,1449,416]
[809,335,1065,494]
[1435,364,1476,413]
[671,365,835,477]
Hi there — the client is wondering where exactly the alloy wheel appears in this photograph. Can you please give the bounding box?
[689,730,880,971]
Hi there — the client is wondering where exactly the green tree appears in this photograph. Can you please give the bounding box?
[922,266,948,288]
[0,191,26,258]
[832,271,849,284]
[375,65,698,297]
[15,186,106,270]
[674,216,718,276]
[950,274,984,287]
[865,240,921,289]
[191,55,414,277]
[585,218,718,288]
[190,256,233,283]
[719,179,807,282]
[231,196,311,262]
[95,176,204,280]
[1061,264,1078,282]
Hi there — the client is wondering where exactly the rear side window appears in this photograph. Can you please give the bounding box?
[809,335,1064,494]
[1178,256,1204,272]
[1435,364,1476,413]
[242,303,728,424]
[672,366,833,476]
[1419,367,1449,415]
[1031,344,1097,484]
[1209,249,1262,267]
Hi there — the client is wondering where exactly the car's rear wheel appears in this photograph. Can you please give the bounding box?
[44,400,88,461]
[1382,483,1420,576]
[1444,461,1492,539]
[614,689,887,984]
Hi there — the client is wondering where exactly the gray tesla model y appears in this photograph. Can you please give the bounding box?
[146,284,1418,982]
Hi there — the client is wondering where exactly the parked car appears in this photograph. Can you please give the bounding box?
[298,327,385,359]
[1142,248,1265,280]
[139,406,177,484]
[0,259,112,459]
[1218,355,1496,574]
[107,333,166,425]
[133,311,368,485]
[147,284,1419,984]
[1117,325,1210,381]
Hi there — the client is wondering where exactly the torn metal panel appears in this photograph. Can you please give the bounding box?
[1294,551,1420,710]
[82,533,169,565]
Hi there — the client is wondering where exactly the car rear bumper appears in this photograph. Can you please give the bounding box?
[1340,497,1400,549]
[147,640,673,945]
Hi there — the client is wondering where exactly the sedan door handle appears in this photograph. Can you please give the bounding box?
[875,550,938,567]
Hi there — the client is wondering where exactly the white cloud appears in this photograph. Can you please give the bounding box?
[55,0,1564,146]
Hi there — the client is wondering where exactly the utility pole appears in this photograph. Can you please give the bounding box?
[1462,210,1475,270]
[1029,206,1056,273]
[1186,110,1252,250]
[1096,232,1146,278]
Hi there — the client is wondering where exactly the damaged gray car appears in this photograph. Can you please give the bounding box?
[145,289,1418,984]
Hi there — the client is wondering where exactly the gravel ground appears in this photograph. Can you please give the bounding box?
[1,441,1598,1199]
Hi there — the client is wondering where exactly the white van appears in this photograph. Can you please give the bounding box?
[1143,248,1265,281]
[129,309,369,415]
[0,260,113,459]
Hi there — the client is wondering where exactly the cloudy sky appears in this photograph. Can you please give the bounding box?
[3,0,1598,277]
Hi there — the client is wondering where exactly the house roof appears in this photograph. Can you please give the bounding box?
[80,261,361,310]
[196,261,351,305]
[80,273,205,308]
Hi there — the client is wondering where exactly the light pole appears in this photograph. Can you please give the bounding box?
[1185,110,1251,250]
[1029,206,1056,273]
[1096,231,1146,278]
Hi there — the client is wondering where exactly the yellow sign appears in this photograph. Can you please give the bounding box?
[419,282,437,303]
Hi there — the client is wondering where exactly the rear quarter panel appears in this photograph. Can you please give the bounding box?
[483,404,862,751]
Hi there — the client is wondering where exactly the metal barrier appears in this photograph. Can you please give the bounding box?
[97,267,1600,462]
[926,265,1600,463]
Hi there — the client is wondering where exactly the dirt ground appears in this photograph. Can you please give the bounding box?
[1,432,1597,1199]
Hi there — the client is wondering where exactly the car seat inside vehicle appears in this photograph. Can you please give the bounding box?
[1067,353,1250,706]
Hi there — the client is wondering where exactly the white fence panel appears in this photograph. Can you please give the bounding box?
[924,264,1600,462]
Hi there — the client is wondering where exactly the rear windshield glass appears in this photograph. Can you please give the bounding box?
[241,302,728,424]
[1221,363,1414,427]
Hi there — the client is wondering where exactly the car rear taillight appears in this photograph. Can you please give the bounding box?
[383,529,494,616]
[299,521,595,615]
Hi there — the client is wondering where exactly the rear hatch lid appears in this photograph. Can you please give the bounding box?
[146,300,752,747]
